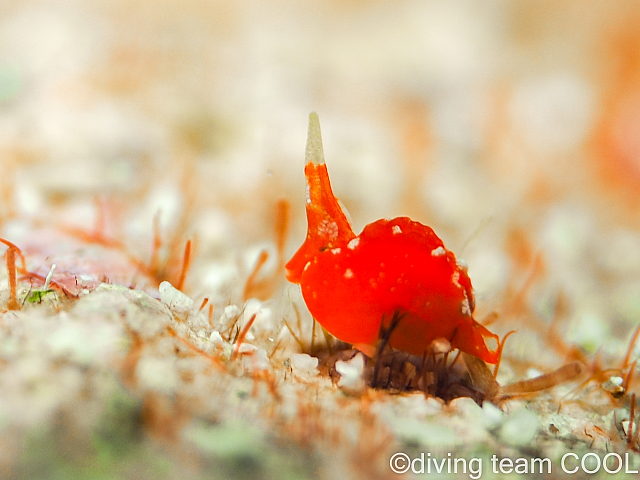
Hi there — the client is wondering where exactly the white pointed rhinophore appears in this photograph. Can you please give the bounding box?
[305,112,325,165]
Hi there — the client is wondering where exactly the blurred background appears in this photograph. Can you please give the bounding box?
[4,1,640,478]
[1,0,640,384]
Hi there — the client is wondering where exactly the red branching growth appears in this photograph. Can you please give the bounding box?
[2,238,31,309]
[492,330,518,379]
[242,199,291,301]
[499,362,586,398]
[176,240,191,291]
[207,304,214,330]
[598,326,640,405]
[0,238,26,270]
[61,221,195,291]
[283,389,345,449]
[622,324,640,375]
[250,369,281,402]
[149,211,163,275]
[140,393,186,442]
[1,237,81,303]
[60,224,152,276]
[196,297,215,331]
[166,327,225,371]
[231,313,257,361]
[590,14,640,213]
[198,297,209,311]
[54,191,198,291]
[351,408,396,480]
[2,240,20,311]
[628,394,639,450]
[121,325,144,388]
[395,98,434,220]
[274,198,290,272]
[242,249,269,301]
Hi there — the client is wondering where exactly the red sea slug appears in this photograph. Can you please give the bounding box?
[286,113,499,364]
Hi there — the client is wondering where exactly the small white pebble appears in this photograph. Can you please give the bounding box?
[482,401,504,429]
[499,408,540,447]
[159,281,194,314]
[609,376,624,386]
[423,397,443,416]
[209,331,223,346]
[219,304,241,324]
[397,394,442,417]
[335,353,365,391]
[254,307,275,331]
[242,298,262,320]
[449,397,482,417]
[238,343,258,353]
[252,348,270,371]
[525,368,543,379]
[238,344,270,371]
[460,298,472,316]
[290,353,319,376]
[428,337,451,355]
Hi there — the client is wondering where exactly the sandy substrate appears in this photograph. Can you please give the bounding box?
[2,1,640,479]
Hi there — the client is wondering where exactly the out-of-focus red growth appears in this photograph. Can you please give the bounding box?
[274,199,290,271]
[591,13,640,216]
[2,239,20,311]
[242,199,291,301]
[61,198,196,291]
[176,240,192,291]
[231,313,257,361]
[394,98,434,220]
[243,250,269,301]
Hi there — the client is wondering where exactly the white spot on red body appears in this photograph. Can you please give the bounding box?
[461,297,472,316]
[331,248,341,255]
[344,268,354,279]
[317,219,339,241]
[392,225,402,234]
[431,246,446,257]
[451,271,462,289]
[457,259,468,272]
[347,237,360,250]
